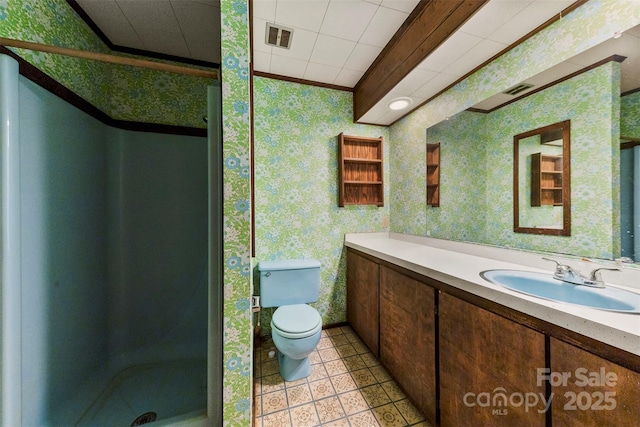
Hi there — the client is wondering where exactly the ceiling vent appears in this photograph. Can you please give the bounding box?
[265,23,293,49]
[502,83,534,96]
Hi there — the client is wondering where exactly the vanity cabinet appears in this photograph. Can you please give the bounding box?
[346,250,379,355]
[345,247,639,427]
[549,337,640,426]
[439,292,546,427]
[338,133,384,207]
[380,266,436,425]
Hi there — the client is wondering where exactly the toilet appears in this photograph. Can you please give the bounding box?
[258,259,322,381]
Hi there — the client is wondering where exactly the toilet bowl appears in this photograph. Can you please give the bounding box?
[270,304,322,381]
[258,259,322,381]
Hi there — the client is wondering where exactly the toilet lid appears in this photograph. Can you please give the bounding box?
[272,304,321,334]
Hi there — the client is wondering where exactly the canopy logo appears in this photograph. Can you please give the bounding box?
[463,389,551,415]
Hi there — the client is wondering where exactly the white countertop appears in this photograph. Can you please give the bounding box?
[344,232,640,356]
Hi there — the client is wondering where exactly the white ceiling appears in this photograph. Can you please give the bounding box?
[75,0,221,63]
[74,0,636,126]
[252,0,420,87]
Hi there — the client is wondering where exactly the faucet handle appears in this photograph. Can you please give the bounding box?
[542,257,570,278]
[542,257,561,267]
[587,267,620,285]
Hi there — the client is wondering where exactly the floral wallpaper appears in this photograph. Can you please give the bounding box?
[390,0,639,260]
[253,76,389,335]
[104,61,211,128]
[220,0,252,425]
[1,0,109,110]
[1,0,212,128]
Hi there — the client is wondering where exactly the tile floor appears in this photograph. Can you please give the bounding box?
[253,325,431,427]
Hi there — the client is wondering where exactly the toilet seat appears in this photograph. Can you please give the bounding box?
[271,304,322,339]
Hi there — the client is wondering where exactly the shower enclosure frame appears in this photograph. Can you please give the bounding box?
[0,48,223,426]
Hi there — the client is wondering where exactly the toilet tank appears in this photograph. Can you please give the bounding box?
[258,259,321,308]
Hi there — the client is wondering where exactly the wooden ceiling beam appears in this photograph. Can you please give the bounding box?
[353,0,488,122]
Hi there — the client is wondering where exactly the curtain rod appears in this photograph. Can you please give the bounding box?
[0,36,219,80]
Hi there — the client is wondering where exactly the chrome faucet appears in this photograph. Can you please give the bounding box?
[542,257,587,284]
[542,258,620,288]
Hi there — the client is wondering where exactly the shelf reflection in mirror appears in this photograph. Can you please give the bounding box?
[514,120,570,236]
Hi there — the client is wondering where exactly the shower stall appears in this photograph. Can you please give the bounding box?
[621,144,640,261]
[1,54,222,426]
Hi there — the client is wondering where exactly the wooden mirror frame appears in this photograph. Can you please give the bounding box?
[513,120,571,236]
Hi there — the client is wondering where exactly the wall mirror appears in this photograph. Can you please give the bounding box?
[514,121,571,235]
[423,23,639,263]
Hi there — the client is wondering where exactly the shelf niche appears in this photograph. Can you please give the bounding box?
[338,133,384,207]
[426,143,440,207]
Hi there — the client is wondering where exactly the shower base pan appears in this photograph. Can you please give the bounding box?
[75,358,207,426]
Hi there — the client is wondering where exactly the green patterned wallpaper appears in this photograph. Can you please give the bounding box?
[390,0,639,260]
[1,0,212,128]
[426,63,620,259]
[253,76,389,335]
[220,0,252,424]
[107,62,211,128]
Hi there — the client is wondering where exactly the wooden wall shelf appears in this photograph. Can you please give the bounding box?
[338,133,384,207]
[531,153,563,206]
[426,143,440,207]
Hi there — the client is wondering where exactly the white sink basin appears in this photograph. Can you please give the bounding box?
[480,269,640,314]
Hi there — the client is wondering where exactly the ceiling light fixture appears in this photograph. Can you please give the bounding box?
[613,31,622,39]
[387,97,413,111]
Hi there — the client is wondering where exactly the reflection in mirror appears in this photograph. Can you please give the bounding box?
[514,121,570,236]
[621,137,640,262]
[422,23,639,263]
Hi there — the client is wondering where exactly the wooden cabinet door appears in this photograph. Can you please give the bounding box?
[346,250,379,356]
[379,266,436,425]
[439,292,546,427]
[549,337,640,426]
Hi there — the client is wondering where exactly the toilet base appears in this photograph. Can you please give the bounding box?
[278,351,311,381]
